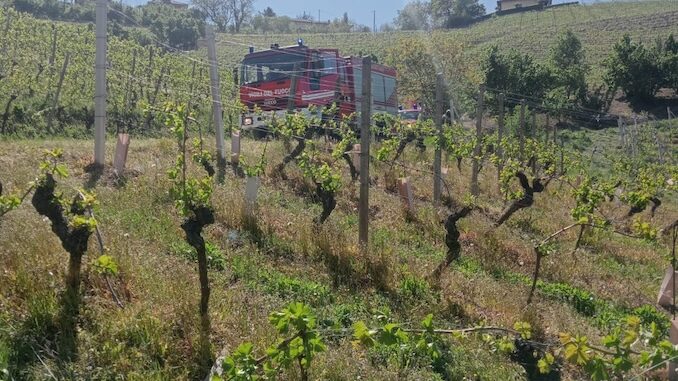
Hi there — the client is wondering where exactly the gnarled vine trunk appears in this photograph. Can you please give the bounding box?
[341,152,359,181]
[31,174,92,360]
[495,172,549,228]
[314,185,337,225]
[626,196,661,218]
[431,207,472,279]
[277,129,314,177]
[181,206,215,333]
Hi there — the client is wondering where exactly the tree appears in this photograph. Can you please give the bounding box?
[385,35,469,114]
[394,1,431,31]
[603,35,662,101]
[192,0,251,32]
[658,34,678,92]
[192,0,232,32]
[262,6,275,17]
[431,0,485,28]
[230,0,253,32]
[483,46,552,109]
[141,4,204,49]
[549,30,588,104]
[380,23,395,32]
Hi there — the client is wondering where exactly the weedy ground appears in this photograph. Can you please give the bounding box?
[0,132,675,380]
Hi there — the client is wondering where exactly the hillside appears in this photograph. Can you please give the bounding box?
[1,2,678,379]
[215,0,678,84]
[1,132,676,379]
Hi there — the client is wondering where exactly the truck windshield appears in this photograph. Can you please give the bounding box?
[241,53,306,85]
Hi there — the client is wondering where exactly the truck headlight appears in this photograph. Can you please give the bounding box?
[243,117,253,125]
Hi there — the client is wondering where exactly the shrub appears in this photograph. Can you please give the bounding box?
[603,35,662,100]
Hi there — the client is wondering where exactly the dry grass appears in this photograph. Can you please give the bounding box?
[0,136,675,380]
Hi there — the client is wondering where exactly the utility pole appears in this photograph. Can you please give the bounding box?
[359,56,372,247]
[94,0,107,166]
[373,10,376,33]
[206,26,226,168]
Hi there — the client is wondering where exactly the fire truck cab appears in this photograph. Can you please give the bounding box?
[238,41,398,131]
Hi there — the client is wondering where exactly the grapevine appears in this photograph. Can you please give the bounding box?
[164,102,215,342]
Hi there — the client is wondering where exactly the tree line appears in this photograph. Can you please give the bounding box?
[385,28,678,124]
[394,0,486,30]
[2,0,376,50]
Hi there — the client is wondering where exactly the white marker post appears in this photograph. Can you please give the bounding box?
[113,133,130,175]
[231,130,240,165]
[245,175,260,213]
[398,177,414,212]
[352,143,361,173]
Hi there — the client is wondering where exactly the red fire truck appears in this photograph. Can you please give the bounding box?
[238,41,398,130]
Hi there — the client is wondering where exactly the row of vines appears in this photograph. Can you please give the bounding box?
[5,89,676,379]
[0,7,239,137]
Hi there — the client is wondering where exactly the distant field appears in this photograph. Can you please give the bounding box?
[215,0,678,84]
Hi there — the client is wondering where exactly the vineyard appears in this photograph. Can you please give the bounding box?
[214,0,678,84]
[1,1,678,381]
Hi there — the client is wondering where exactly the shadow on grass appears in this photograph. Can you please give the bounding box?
[83,163,103,190]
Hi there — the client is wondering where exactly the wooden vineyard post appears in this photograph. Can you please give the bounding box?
[46,52,70,133]
[654,122,665,164]
[497,93,505,190]
[433,73,444,203]
[144,66,165,131]
[531,113,537,173]
[618,117,626,152]
[206,26,226,169]
[49,24,57,68]
[519,99,526,160]
[358,56,371,247]
[141,47,154,101]
[670,107,675,149]
[470,84,485,197]
[113,133,130,175]
[670,226,678,381]
[631,115,638,158]
[670,319,678,381]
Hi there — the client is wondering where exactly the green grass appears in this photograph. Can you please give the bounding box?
[0,136,675,380]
